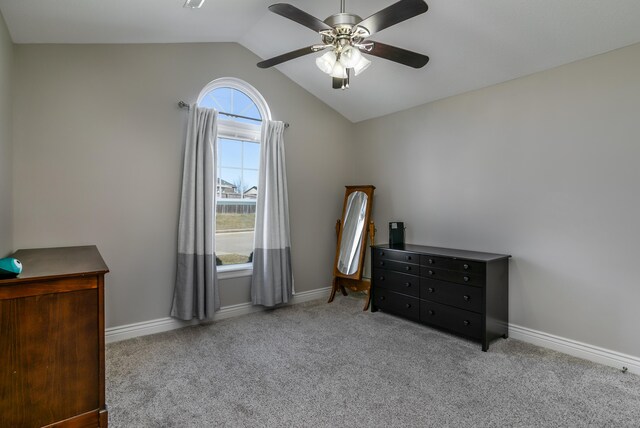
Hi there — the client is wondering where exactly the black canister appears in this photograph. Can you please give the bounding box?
[389,222,405,246]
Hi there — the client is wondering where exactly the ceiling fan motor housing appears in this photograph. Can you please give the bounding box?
[324,13,362,28]
[322,13,368,48]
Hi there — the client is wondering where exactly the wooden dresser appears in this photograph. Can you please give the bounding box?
[0,246,109,427]
[371,244,510,351]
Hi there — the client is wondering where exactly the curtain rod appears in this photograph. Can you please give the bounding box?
[178,101,289,128]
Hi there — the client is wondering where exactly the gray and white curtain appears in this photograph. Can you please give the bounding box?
[171,105,220,320]
[251,120,294,307]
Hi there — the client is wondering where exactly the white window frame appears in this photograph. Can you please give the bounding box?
[197,78,271,276]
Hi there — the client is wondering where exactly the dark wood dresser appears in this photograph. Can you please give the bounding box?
[0,246,109,427]
[371,244,510,351]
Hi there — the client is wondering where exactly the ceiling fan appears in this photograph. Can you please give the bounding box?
[257,0,430,89]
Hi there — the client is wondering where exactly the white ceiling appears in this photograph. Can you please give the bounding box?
[2,0,640,122]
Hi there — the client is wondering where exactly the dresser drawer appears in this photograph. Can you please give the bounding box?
[374,259,419,275]
[421,266,485,287]
[373,269,419,298]
[373,248,419,264]
[420,300,482,339]
[420,278,482,312]
[373,289,419,321]
[420,255,450,269]
[447,259,486,275]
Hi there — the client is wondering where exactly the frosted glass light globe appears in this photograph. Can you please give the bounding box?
[339,46,362,68]
[353,56,372,76]
[330,62,347,78]
[315,50,337,74]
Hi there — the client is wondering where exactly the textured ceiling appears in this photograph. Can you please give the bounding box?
[2,0,640,122]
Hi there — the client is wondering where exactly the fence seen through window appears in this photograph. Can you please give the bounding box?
[215,137,260,266]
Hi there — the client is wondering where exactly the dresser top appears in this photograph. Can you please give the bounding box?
[373,243,510,262]
[1,245,109,284]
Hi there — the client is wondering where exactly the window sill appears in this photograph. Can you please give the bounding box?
[217,263,253,280]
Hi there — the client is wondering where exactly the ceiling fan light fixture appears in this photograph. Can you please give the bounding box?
[353,56,371,76]
[316,50,337,74]
[339,45,362,68]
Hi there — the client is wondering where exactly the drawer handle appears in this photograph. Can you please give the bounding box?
[463,295,470,301]
[380,251,385,256]
[405,303,412,309]
[406,255,412,261]
[379,276,385,281]
[463,320,471,326]
[428,310,435,315]
[428,270,434,275]
[405,266,411,271]
[463,264,469,270]
[379,296,385,301]
[404,282,411,287]
[379,261,385,266]
[428,259,434,264]
[463,276,470,282]
[427,287,434,293]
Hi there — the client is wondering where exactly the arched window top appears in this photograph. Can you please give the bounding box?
[197,77,271,126]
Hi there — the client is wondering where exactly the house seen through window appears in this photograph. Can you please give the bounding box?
[197,78,271,268]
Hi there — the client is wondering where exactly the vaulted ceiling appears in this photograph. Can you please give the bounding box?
[2,0,640,122]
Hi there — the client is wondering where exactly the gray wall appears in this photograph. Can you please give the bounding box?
[0,12,12,256]
[12,43,353,328]
[354,43,640,357]
[10,37,640,358]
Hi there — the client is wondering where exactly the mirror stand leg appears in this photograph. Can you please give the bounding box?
[362,289,371,311]
[328,277,350,303]
[328,277,338,303]
[339,283,348,296]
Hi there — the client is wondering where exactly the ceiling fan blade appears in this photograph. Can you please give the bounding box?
[363,41,429,68]
[257,46,317,68]
[357,0,428,36]
[268,3,333,33]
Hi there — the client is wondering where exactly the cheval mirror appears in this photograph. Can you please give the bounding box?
[328,185,375,310]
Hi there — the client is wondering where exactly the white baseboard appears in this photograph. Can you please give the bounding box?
[105,286,331,344]
[509,323,640,375]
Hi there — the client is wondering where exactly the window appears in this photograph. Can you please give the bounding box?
[197,78,271,271]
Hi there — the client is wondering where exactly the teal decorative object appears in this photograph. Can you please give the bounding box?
[0,257,22,277]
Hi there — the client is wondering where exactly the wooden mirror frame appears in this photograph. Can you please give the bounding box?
[328,185,375,310]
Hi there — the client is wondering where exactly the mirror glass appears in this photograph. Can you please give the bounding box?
[337,191,368,275]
